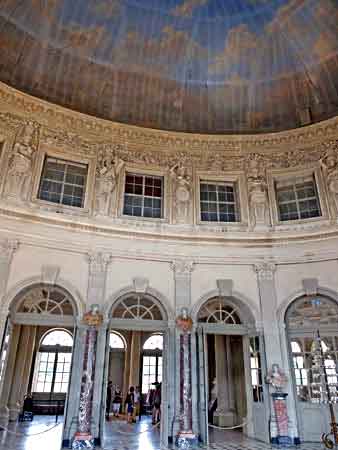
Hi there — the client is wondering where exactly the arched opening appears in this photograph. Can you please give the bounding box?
[196,295,262,444]
[103,293,169,448]
[0,283,76,441]
[286,294,338,441]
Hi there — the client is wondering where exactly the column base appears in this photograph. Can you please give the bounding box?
[271,436,293,447]
[175,431,198,449]
[72,432,95,449]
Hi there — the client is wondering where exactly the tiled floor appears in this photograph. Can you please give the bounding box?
[0,415,329,450]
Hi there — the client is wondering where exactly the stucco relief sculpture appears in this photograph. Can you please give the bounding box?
[320,145,338,219]
[5,122,39,202]
[95,148,124,216]
[246,155,270,230]
[170,162,192,224]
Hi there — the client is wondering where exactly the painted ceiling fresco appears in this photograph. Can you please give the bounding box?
[0,0,338,134]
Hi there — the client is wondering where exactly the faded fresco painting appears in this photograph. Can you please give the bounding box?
[0,0,337,134]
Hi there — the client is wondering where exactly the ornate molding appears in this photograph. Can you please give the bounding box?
[86,252,113,274]
[171,259,195,276]
[254,262,276,281]
[0,238,19,263]
[0,81,338,155]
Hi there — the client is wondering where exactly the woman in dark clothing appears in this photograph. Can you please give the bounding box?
[125,386,135,424]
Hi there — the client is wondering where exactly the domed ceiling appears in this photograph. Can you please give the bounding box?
[0,0,338,134]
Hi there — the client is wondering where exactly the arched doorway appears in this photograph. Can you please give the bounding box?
[0,283,76,442]
[101,292,169,449]
[286,294,338,442]
[195,295,268,444]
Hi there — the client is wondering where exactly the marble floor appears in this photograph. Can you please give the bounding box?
[0,415,330,450]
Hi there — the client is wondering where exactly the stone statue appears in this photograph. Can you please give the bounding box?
[320,146,338,218]
[83,304,103,327]
[95,149,124,216]
[246,155,270,229]
[266,364,288,392]
[6,122,39,201]
[170,162,191,224]
[176,307,193,333]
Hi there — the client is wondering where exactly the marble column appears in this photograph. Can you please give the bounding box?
[0,324,21,423]
[72,307,103,450]
[254,262,298,444]
[8,325,36,421]
[122,333,131,399]
[175,310,198,449]
[129,331,141,388]
[214,335,236,427]
[171,260,196,439]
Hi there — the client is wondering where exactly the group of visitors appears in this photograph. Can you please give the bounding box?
[106,381,161,425]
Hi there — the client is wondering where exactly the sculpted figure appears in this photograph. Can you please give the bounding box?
[95,150,124,216]
[320,146,338,217]
[170,162,191,224]
[247,155,270,229]
[6,122,39,201]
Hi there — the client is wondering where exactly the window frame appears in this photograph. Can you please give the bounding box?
[118,166,168,222]
[267,166,329,227]
[32,329,73,395]
[195,172,248,228]
[199,180,240,223]
[31,148,96,214]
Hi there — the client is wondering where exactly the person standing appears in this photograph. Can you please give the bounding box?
[132,386,140,423]
[112,386,122,417]
[125,386,135,424]
[106,381,112,420]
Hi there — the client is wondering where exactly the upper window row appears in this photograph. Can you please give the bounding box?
[37,156,322,224]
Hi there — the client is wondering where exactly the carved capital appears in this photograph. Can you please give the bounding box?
[0,239,19,263]
[86,252,113,274]
[171,259,194,276]
[254,262,276,281]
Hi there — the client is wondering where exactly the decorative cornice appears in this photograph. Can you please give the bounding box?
[0,81,338,154]
[254,262,276,281]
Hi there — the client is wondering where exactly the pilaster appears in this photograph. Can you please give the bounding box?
[171,260,194,314]
[254,262,299,443]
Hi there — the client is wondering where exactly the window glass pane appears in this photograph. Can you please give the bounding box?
[276,177,320,221]
[143,335,163,350]
[38,157,87,208]
[109,332,125,349]
[200,182,238,222]
[124,174,163,218]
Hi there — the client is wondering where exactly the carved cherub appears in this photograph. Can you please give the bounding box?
[320,145,338,217]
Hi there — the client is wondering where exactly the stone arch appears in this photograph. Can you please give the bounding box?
[2,276,85,318]
[104,285,174,322]
[192,289,259,327]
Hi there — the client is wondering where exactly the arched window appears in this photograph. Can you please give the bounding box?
[143,334,163,350]
[109,331,126,350]
[141,334,163,394]
[33,329,73,394]
[286,296,338,403]
[198,297,241,324]
[110,294,166,321]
